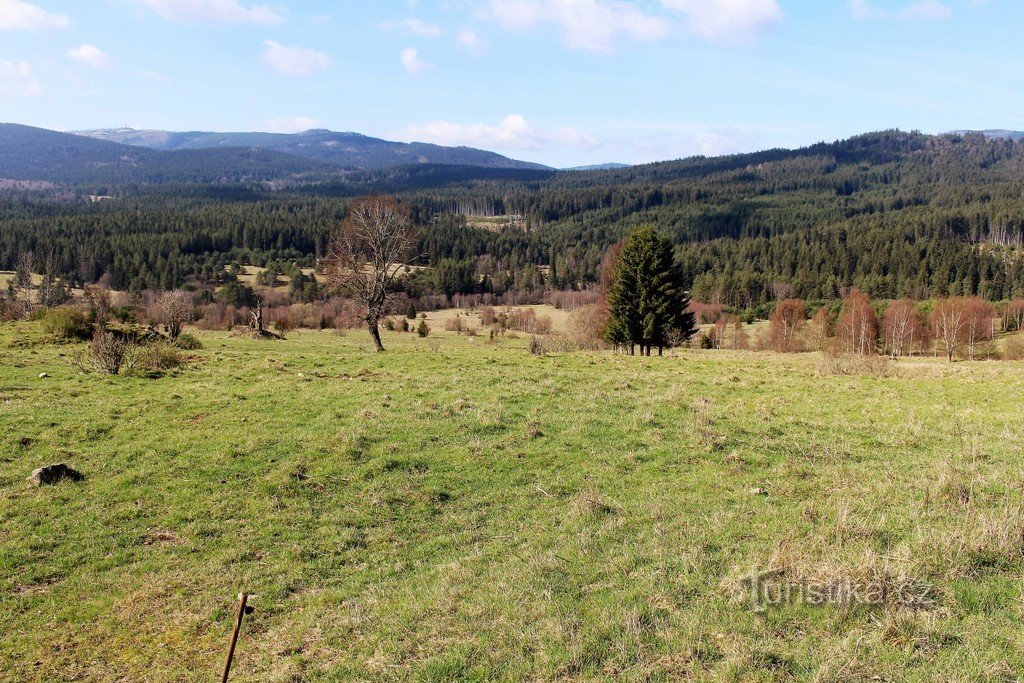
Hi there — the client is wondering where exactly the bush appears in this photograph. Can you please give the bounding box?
[566,304,607,350]
[137,341,185,371]
[417,320,430,337]
[174,332,203,350]
[42,307,93,341]
[816,350,895,377]
[81,331,136,375]
[529,335,579,355]
[1003,334,1024,361]
[505,308,553,335]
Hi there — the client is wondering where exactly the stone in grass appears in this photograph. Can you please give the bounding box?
[39,372,49,379]
[748,487,769,497]
[27,464,83,487]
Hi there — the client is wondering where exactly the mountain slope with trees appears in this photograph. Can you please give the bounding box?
[3,129,1024,305]
[73,127,550,170]
[0,124,336,185]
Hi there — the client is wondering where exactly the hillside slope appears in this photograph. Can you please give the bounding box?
[74,127,551,171]
[3,129,1024,304]
[0,123,335,185]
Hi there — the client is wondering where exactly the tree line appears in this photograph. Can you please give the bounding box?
[3,131,1024,307]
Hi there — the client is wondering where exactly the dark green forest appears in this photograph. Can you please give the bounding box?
[3,128,1024,304]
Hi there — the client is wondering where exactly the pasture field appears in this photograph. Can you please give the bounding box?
[2,322,1024,681]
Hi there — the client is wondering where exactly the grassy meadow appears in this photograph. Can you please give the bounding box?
[2,321,1024,681]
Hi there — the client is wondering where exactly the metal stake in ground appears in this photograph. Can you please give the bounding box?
[220,592,249,683]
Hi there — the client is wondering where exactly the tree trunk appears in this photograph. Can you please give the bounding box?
[368,318,384,352]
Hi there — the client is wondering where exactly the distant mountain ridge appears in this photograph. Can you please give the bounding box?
[564,162,631,171]
[950,129,1024,140]
[74,127,550,171]
[0,123,335,185]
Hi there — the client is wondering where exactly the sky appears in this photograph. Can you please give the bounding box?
[0,0,1021,167]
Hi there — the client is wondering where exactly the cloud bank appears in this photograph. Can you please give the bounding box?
[0,0,69,31]
[127,0,282,24]
[262,40,330,76]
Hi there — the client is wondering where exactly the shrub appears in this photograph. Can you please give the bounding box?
[444,316,464,334]
[480,306,496,326]
[137,341,185,371]
[81,331,136,375]
[816,349,895,377]
[416,320,430,337]
[174,332,203,350]
[42,307,93,341]
[504,308,553,334]
[528,335,578,355]
[155,290,193,339]
[0,296,23,322]
[1003,334,1024,361]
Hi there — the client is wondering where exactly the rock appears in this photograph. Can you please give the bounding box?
[748,487,769,497]
[27,463,83,487]
[38,372,48,379]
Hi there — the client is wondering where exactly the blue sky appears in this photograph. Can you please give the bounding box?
[0,0,1020,166]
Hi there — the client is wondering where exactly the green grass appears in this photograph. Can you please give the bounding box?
[2,323,1024,681]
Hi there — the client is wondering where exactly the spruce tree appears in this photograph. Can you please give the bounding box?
[605,226,695,355]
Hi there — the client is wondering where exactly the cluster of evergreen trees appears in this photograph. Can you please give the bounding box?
[3,130,1024,303]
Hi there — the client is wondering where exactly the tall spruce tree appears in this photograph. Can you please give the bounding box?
[605,226,695,355]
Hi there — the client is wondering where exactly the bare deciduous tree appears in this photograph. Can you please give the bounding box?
[807,306,833,351]
[931,297,968,362]
[323,195,416,351]
[768,298,806,352]
[837,288,877,355]
[13,250,34,316]
[882,298,926,358]
[156,290,194,339]
[38,249,66,308]
[1005,299,1024,332]
[963,297,996,360]
[84,283,113,330]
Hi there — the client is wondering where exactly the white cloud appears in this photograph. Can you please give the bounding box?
[141,70,170,84]
[262,40,330,76]
[68,44,112,70]
[400,47,433,75]
[264,116,320,133]
[661,0,782,44]
[901,0,952,19]
[380,17,442,36]
[850,0,881,18]
[0,0,69,30]
[456,28,487,53]
[851,0,952,20]
[0,59,42,96]
[404,114,595,152]
[489,0,670,52]
[127,0,282,24]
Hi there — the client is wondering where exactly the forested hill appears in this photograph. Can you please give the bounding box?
[73,127,550,171]
[2,129,1024,305]
[0,124,336,185]
[409,130,1024,305]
